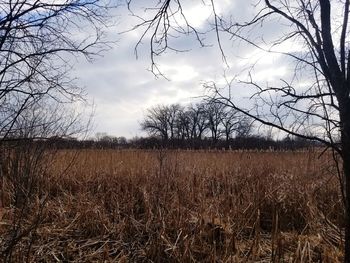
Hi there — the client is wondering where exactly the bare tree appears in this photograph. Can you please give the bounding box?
[188,102,208,140]
[141,104,184,142]
[205,100,224,143]
[0,1,113,260]
[175,107,190,140]
[130,1,350,260]
[141,105,170,140]
[220,106,239,142]
[235,116,253,138]
[0,0,112,140]
[211,4,350,259]
[167,104,182,140]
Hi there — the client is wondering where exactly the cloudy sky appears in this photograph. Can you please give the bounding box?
[73,0,293,138]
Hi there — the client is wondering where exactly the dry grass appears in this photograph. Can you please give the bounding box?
[0,149,345,262]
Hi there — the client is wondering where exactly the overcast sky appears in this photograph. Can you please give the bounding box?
[73,0,293,138]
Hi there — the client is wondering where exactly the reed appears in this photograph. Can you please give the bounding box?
[0,149,344,262]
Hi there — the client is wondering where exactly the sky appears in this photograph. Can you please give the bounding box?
[72,0,299,139]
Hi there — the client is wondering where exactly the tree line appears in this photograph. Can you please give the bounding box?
[140,101,252,143]
[135,100,315,149]
[26,100,316,150]
[25,132,313,151]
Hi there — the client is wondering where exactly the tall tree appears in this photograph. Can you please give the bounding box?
[130,1,350,260]
[0,1,112,259]
[176,107,190,140]
[205,101,224,143]
[166,104,182,140]
[0,0,111,140]
[141,105,170,140]
[220,106,239,143]
[188,103,208,140]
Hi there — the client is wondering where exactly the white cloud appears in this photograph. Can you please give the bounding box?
[180,4,212,28]
[177,0,232,28]
[73,0,312,138]
[161,64,199,82]
[253,67,287,82]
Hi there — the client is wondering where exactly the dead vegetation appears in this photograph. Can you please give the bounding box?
[0,149,345,262]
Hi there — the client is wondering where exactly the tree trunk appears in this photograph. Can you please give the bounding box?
[341,100,350,263]
[343,127,350,263]
[344,162,350,263]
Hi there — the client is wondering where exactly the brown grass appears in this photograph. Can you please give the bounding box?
[0,149,345,262]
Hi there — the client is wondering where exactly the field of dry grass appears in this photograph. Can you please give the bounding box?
[0,149,345,262]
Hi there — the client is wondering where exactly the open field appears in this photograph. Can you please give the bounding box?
[0,149,345,262]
